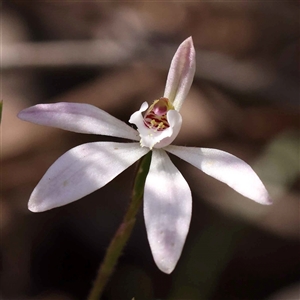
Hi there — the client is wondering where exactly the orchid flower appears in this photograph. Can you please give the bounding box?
[18,37,271,274]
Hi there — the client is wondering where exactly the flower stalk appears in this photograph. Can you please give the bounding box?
[87,152,152,300]
[0,100,3,123]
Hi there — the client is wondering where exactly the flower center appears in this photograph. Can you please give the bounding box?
[143,97,174,131]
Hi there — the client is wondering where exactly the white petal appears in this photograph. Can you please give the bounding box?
[163,37,196,111]
[18,102,139,141]
[153,110,182,149]
[144,149,192,273]
[28,142,149,212]
[129,103,182,149]
[166,145,272,205]
[128,101,149,134]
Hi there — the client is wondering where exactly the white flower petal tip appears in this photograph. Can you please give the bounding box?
[28,202,40,213]
[166,145,272,206]
[18,102,139,141]
[164,36,196,111]
[128,101,149,126]
[27,142,149,212]
[264,196,273,206]
[144,150,192,274]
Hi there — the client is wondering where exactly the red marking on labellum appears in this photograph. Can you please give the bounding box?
[143,97,173,131]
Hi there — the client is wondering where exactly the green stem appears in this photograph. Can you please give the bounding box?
[87,151,152,300]
[0,100,3,123]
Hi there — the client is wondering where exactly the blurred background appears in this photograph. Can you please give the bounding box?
[1,1,300,300]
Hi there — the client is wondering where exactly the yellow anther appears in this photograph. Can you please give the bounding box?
[157,122,165,130]
[150,119,157,127]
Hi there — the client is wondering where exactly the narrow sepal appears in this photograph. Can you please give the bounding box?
[164,37,196,111]
[28,142,149,212]
[144,149,192,273]
[18,102,139,141]
[166,145,272,205]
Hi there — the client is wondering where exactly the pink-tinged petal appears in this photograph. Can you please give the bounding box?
[153,110,182,149]
[164,37,196,111]
[129,102,182,149]
[18,102,139,141]
[28,142,149,212]
[144,149,192,273]
[128,101,149,133]
[166,145,272,205]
